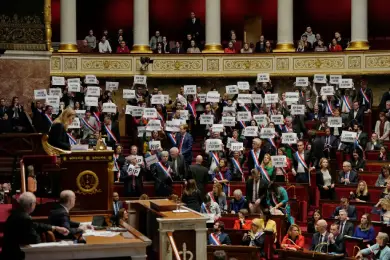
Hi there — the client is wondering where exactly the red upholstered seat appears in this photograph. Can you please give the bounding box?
[334,186,382,202]
[321,202,375,219]
[359,173,380,186]
[366,151,380,160]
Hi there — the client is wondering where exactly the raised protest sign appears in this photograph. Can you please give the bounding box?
[260,128,275,138]
[291,105,305,115]
[137,126,151,137]
[200,114,214,125]
[226,85,239,94]
[339,79,353,88]
[145,154,159,167]
[271,115,284,125]
[212,124,224,133]
[127,166,141,177]
[165,120,181,132]
[46,95,60,106]
[282,133,297,144]
[243,126,258,137]
[320,86,335,96]
[237,94,252,104]
[251,94,263,104]
[330,75,342,85]
[295,77,309,87]
[68,118,81,129]
[134,75,147,85]
[205,139,223,152]
[206,91,220,102]
[86,86,100,97]
[143,108,157,119]
[341,131,357,143]
[253,114,268,126]
[149,140,161,151]
[327,117,342,127]
[84,97,98,107]
[222,116,236,127]
[257,73,270,83]
[285,92,299,102]
[123,89,136,99]
[34,89,47,100]
[106,82,119,91]
[52,76,65,86]
[264,94,278,104]
[102,103,117,113]
[146,119,162,131]
[184,85,196,95]
[67,78,80,84]
[271,155,287,167]
[198,94,206,103]
[68,82,81,92]
[313,74,327,84]
[85,75,98,85]
[237,81,250,90]
[151,94,165,105]
[231,142,244,151]
[237,111,251,121]
[49,88,62,97]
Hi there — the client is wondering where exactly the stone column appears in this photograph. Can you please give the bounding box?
[347,0,369,50]
[274,0,295,52]
[58,0,77,52]
[203,0,223,53]
[132,0,152,53]
[195,228,208,259]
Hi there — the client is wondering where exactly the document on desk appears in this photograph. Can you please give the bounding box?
[30,241,74,247]
[83,230,119,237]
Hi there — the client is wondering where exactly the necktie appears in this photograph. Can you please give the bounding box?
[319,234,323,244]
[253,181,258,202]
[114,202,118,215]
[177,48,179,54]
[339,222,344,234]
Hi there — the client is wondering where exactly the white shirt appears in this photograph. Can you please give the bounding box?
[321,170,332,186]
[99,41,112,53]
[296,152,305,173]
[252,179,260,202]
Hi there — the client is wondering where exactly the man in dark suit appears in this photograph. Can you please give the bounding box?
[310,219,330,252]
[101,115,120,148]
[348,101,364,126]
[120,155,144,197]
[112,192,124,221]
[208,221,231,245]
[185,12,202,40]
[292,140,317,183]
[322,127,339,159]
[41,105,54,134]
[328,223,345,254]
[356,79,373,112]
[247,138,267,173]
[336,209,354,236]
[331,197,357,221]
[0,98,7,117]
[338,161,358,185]
[31,101,44,133]
[354,124,368,151]
[365,133,382,151]
[2,192,68,260]
[246,169,267,214]
[175,124,193,166]
[151,151,174,197]
[170,41,185,54]
[189,155,209,198]
[49,190,93,239]
[169,147,187,180]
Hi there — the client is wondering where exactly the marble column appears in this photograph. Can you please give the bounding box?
[203,0,223,53]
[58,0,77,52]
[274,0,295,53]
[132,0,152,53]
[347,0,369,50]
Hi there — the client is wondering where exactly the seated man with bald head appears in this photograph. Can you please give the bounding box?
[310,219,330,252]
[49,190,93,239]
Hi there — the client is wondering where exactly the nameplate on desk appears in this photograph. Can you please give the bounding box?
[91,156,108,160]
[69,156,84,161]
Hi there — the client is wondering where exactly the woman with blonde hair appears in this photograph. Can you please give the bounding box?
[242,218,266,257]
[260,153,275,185]
[350,180,370,202]
[317,158,336,200]
[48,107,76,150]
[281,224,305,250]
[208,182,227,212]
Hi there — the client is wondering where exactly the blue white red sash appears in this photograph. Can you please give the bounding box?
[210,152,220,166]
[342,96,351,111]
[268,138,276,150]
[201,203,211,213]
[167,133,177,146]
[326,100,334,115]
[104,125,118,143]
[67,133,76,145]
[209,233,221,245]
[295,152,308,169]
[271,192,286,214]
[187,103,196,117]
[157,161,172,180]
[239,121,246,128]
[45,114,53,125]
[208,191,216,203]
[250,149,261,170]
[242,105,251,112]
[179,134,186,152]
[281,125,289,133]
[231,158,245,182]
[299,91,304,99]
[360,88,370,104]
[93,112,100,122]
[259,165,271,183]
[157,112,165,123]
[216,171,225,181]
[113,154,119,171]
[80,117,96,132]
[354,139,363,151]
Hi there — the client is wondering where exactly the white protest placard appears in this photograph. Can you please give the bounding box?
[136,156,144,166]
[282,133,297,144]
[212,124,224,133]
[198,94,206,103]
[179,110,189,120]
[328,117,342,127]
[223,106,236,115]
[149,140,161,151]
[68,118,81,129]
[243,126,258,137]
[253,114,268,126]
[271,155,287,167]
[34,89,47,100]
[339,79,353,89]
[68,82,81,92]
[237,111,252,121]
[237,81,250,90]
[137,126,151,137]
[341,131,357,143]
[123,89,136,99]
[251,94,263,104]
[85,75,98,85]
[257,73,270,83]
[127,165,141,177]
[330,75,342,85]
[52,76,65,86]
[46,95,60,107]
[205,139,223,152]
[106,82,119,91]
[151,94,165,105]
[271,115,284,125]
[164,95,170,104]
[102,103,117,113]
[184,85,196,95]
[222,116,236,127]
[200,114,214,125]
[134,75,147,85]
[237,94,252,104]
[264,94,278,104]
[285,92,299,102]
[125,105,144,116]
[67,78,80,84]
[165,120,181,132]
[313,74,327,84]
[86,86,100,97]
[206,91,220,103]
[84,97,98,107]
[146,119,162,131]
[320,86,335,96]
[231,142,244,151]
[143,108,157,119]
[49,88,62,97]
[291,105,305,115]
[260,128,275,138]
[226,85,239,94]
[226,137,235,148]
[145,154,159,167]
[75,110,86,116]
[295,77,309,87]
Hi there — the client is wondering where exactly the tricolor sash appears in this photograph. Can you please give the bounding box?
[250,149,261,170]
[326,100,334,115]
[209,233,221,246]
[354,138,363,151]
[67,133,76,145]
[360,88,370,104]
[271,192,286,214]
[45,114,53,125]
[216,171,225,181]
[231,158,245,182]
[210,152,220,166]
[299,91,304,99]
[113,154,119,171]
[167,133,177,146]
[104,125,118,143]
[268,138,276,150]
[239,121,246,128]
[281,125,289,133]
[187,103,197,117]
[201,202,211,213]
[342,96,351,111]
[157,112,165,124]
[93,112,100,123]
[80,117,96,132]
[178,134,186,152]
[243,105,251,112]
[157,161,172,180]
[259,165,271,183]
[295,152,308,169]
[208,191,216,203]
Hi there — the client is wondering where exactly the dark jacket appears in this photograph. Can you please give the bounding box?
[338,170,358,185]
[349,159,366,171]
[49,204,81,239]
[356,88,373,110]
[48,123,71,150]
[170,47,185,54]
[331,206,358,221]
[182,190,203,212]
[188,164,209,197]
[337,220,354,237]
[101,123,121,148]
[348,108,364,126]
[169,154,187,180]
[245,178,267,204]
[328,234,345,254]
[151,161,174,197]
[242,232,266,257]
[310,232,330,252]
[247,148,266,173]
[120,163,144,197]
[292,150,317,173]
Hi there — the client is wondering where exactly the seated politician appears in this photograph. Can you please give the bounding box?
[2,192,68,260]
[48,107,76,151]
[49,190,93,239]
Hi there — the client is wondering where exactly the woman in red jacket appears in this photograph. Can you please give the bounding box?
[233,210,252,230]
[329,39,342,52]
[281,224,305,250]
[224,41,236,53]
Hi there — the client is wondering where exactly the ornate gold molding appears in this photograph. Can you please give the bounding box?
[44,0,53,52]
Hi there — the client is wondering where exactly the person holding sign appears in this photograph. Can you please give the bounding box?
[151,151,174,197]
[120,155,144,197]
[40,105,54,134]
[80,110,99,140]
[348,101,364,127]
[48,107,76,151]
[275,148,292,183]
[292,140,316,183]
[356,78,373,113]
[175,124,193,166]
[247,138,266,173]
[229,151,246,182]
[259,154,275,186]
[100,115,120,148]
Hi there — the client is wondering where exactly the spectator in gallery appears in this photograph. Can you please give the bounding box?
[312,33,322,49]
[149,31,162,51]
[375,112,390,141]
[230,32,241,52]
[335,31,348,50]
[264,40,273,53]
[114,35,125,51]
[240,42,253,53]
[78,40,93,53]
[329,38,342,52]
[162,36,170,53]
[102,29,112,45]
[296,40,308,52]
[154,42,164,54]
[116,41,130,54]
[255,35,266,53]
[187,40,201,53]
[99,36,112,54]
[301,26,316,45]
[314,39,328,52]
[301,35,312,50]
[170,41,185,54]
[183,34,194,52]
[117,28,126,45]
[85,29,96,49]
[224,41,236,53]
[185,12,202,40]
